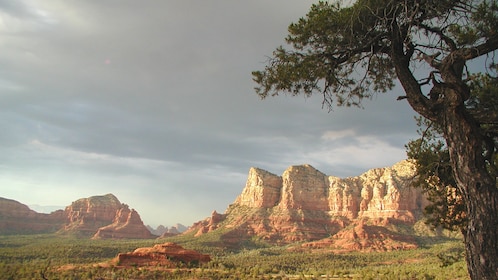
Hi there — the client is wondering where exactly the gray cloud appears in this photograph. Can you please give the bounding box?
[0,1,419,227]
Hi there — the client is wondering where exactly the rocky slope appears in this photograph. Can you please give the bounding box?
[186,160,429,250]
[92,206,155,239]
[0,198,64,234]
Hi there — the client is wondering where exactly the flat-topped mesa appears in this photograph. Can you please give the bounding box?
[190,160,428,246]
[233,160,424,220]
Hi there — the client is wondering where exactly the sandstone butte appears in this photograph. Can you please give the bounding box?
[63,193,154,239]
[186,160,430,251]
[113,242,210,268]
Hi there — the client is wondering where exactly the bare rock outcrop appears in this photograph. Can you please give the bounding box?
[280,164,330,211]
[93,206,154,239]
[0,194,154,238]
[114,242,210,267]
[234,167,282,208]
[0,198,64,234]
[61,193,154,238]
[62,194,124,235]
[187,160,429,249]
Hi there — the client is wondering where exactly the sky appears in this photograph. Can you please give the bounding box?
[0,0,420,228]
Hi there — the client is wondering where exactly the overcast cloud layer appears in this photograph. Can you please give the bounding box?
[0,1,419,227]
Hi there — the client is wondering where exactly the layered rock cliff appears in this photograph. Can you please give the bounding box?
[62,194,124,235]
[187,160,429,248]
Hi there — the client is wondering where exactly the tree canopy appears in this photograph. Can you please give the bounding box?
[253,1,498,278]
[253,0,498,114]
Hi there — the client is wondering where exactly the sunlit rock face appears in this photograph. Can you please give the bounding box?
[234,167,282,208]
[62,193,123,235]
[62,193,154,238]
[187,160,429,248]
[280,164,330,211]
[233,160,424,219]
[355,161,425,221]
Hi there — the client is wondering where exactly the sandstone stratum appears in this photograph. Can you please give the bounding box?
[186,160,429,251]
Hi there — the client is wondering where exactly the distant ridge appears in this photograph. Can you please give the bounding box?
[28,204,64,214]
[0,194,155,239]
[0,197,64,234]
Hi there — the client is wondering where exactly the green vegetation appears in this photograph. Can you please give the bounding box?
[0,233,468,279]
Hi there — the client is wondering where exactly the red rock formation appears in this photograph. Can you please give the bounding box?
[280,164,330,211]
[93,206,155,239]
[188,160,430,249]
[300,219,418,252]
[0,198,64,234]
[234,167,282,208]
[114,242,210,267]
[62,194,124,235]
[189,210,226,237]
[0,194,155,238]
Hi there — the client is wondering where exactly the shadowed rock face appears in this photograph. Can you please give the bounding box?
[92,207,155,239]
[186,160,429,249]
[0,198,64,234]
[114,242,210,267]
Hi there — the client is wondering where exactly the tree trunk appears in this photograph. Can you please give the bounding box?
[442,106,498,280]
